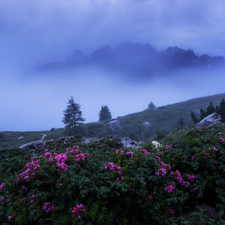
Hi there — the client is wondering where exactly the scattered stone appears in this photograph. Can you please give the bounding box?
[2,142,7,147]
[197,113,223,129]
[104,120,122,132]
[18,136,24,140]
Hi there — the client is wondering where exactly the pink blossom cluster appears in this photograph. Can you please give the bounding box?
[187,174,195,180]
[43,202,54,213]
[166,144,172,150]
[1,196,9,202]
[209,146,218,151]
[18,186,28,193]
[66,145,79,154]
[74,153,89,162]
[17,160,41,182]
[157,149,164,154]
[155,156,161,161]
[105,162,121,171]
[140,149,150,155]
[164,183,176,193]
[0,182,6,192]
[116,149,124,154]
[72,203,85,219]
[158,161,171,170]
[190,187,196,192]
[155,168,167,176]
[55,153,68,172]
[126,151,134,159]
[29,194,36,204]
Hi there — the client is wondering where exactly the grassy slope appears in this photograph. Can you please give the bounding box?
[1,93,225,151]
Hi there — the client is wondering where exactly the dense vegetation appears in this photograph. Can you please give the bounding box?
[1,123,225,224]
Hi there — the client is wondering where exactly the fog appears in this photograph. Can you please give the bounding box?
[1,65,225,131]
[1,0,225,131]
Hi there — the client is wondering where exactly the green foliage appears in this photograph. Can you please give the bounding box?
[148,101,156,109]
[156,129,166,140]
[0,133,4,139]
[99,106,112,121]
[62,96,85,129]
[1,125,225,224]
[177,117,186,130]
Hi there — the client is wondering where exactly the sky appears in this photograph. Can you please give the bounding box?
[1,0,225,131]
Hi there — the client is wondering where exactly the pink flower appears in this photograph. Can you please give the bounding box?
[169,208,174,214]
[48,157,54,163]
[147,194,152,199]
[0,182,6,192]
[166,144,172,150]
[190,187,196,192]
[72,203,85,219]
[192,156,195,160]
[51,148,57,151]
[155,171,160,176]
[45,152,52,158]
[213,147,218,151]
[30,200,34,204]
[1,196,8,201]
[43,202,54,213]
[187,174,195,180]
[212,160,217,164]
[8,214,15,221]
[45,149,48,151]
[59,183,63,187]
[126,151,133,159]
[220,137,224,142]
[196,195,202,198]
[155,156,161,161]
[164,183,176,193]
[116,149,124,154]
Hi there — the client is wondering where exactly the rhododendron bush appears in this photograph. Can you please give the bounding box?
[0,134,225,224]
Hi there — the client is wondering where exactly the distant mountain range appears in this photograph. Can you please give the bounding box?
[35,42,225,79]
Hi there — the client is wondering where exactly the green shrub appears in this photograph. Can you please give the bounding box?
[1,132,225,224]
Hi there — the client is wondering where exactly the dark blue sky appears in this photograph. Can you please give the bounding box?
[1,0,225,131]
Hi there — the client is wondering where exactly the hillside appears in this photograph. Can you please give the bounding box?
[1,92,225,151]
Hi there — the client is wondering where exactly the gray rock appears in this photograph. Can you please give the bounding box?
[197,113,223,129]
[18,136,24,140]
[2,142,7,147]
[104,120,122,132]
[142,121,151,129]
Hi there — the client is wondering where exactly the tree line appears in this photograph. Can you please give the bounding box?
[191,99,225,123]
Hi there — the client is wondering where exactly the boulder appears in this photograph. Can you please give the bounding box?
[104,120,122,132]
[142,121,151,128]
[18,136,24,140]
[151,141,162,148]
[2,142,7,147]
[196,113,223,129]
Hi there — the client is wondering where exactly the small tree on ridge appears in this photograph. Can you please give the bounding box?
[99,106,112,121]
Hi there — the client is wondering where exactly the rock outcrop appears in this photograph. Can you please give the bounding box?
[104,120,122,132]
[18,136,24,140]
[197,112,223,129]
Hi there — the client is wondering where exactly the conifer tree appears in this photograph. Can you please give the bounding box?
[148,101,156,109]
[99,106,112,121]
[62,96,85,129]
